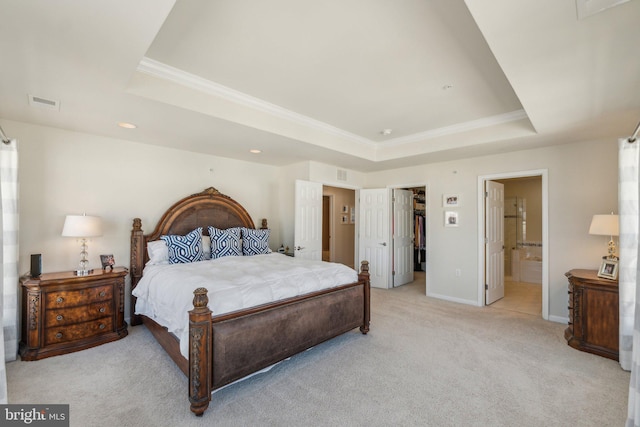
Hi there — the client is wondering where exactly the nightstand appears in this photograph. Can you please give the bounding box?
[564,269,618,360]
[19,267,128,361]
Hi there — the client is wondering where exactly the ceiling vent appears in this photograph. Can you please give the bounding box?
[28,94,60,111]
[576,0,631,19]
[337,169,347,181]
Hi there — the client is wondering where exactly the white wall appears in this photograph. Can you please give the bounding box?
[11,120,282,319]
[365,139,618,320]
[10,117,619,322]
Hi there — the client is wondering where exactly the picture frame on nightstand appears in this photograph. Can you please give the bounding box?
[100,254,115,270]
[597,257,618,280]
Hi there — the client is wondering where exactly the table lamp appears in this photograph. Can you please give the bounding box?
[589,213,619,260]
[62,214,103,275]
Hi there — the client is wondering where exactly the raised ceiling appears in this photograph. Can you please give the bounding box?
[1,0,639,171]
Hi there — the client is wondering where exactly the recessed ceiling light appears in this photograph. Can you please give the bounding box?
[380,129,393,136]
[118,122,137,129]
[249,149,262,154]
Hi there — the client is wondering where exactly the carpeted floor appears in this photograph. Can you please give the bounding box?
[6,278,630,426]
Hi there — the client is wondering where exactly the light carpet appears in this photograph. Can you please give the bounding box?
[7,281,630,426]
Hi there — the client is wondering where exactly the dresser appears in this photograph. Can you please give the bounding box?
[20,267,128,361]
[564,269,618,360]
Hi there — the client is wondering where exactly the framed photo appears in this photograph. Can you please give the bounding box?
[350,207,355,224]
[597,257,618,280]
[443,194,460,207]
[341,215,349,224]
[100,254,115,270]
[444,211,459,227]
[341,205,349,213]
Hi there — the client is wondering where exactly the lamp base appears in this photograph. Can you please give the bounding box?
[74,269,94,276]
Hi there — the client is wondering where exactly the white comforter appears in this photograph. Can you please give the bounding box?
[132,253,359,358]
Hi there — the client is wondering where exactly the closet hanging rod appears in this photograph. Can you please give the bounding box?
[629,121,640,143]
[0,125,10,145]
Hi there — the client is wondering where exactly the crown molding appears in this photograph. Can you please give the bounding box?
[137,57,529,151]
[137,57,374,147]
[377,109,529,148]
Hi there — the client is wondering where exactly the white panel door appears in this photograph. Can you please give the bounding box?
[358,188,390,289]
[485,180,505,304]
[294,180,322,260]
[393,189,414,287]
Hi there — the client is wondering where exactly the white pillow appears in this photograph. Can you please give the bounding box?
[147,240,169,265]
[202,235,211,260]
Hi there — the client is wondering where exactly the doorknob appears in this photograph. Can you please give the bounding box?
[379,242,387,246]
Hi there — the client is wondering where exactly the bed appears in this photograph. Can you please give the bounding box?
[129,187,371,416]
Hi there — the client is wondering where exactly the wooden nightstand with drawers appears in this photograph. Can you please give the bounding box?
[19,267,128,361]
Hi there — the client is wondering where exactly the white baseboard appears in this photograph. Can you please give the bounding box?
[548,315,568,324]
[427,292,480,307]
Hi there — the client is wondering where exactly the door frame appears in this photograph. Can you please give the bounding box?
[477,169,549,320]
[387,183,429,293]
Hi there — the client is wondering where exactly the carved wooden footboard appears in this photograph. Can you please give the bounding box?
[188,261,370,415]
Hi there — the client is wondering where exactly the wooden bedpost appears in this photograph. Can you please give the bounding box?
[189,288,212,416]
[358,260,370,334]
[130,218,144,326]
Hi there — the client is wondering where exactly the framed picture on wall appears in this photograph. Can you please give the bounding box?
[443,194,461,207]
[444,211,459,227]
[597,257,618,280]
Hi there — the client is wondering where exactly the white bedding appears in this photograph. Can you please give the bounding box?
[132,252,359,358]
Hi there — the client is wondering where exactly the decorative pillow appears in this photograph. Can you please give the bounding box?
[208,226,242,259]
[160,227,204,264]
[241,228,271,256]
[147,240,169,265]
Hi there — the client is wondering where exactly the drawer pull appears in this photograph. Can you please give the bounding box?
[56,297,64,303]
[99,291,106,297]
[99,307,106,313]
[55,332,63,339]
[99,323,105,330]
[56,315,63,321]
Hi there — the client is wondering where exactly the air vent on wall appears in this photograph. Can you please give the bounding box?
[337,169,347,181]
[28,94,60,111]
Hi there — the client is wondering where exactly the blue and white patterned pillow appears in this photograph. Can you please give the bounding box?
[241,228,270,256]
[208,226,242,259]
[160,227,204,264]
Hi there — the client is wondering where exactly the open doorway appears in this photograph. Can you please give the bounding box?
[479,170,548,319]
[322,186,355,269]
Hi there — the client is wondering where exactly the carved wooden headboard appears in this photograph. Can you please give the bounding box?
[129,187,258,291]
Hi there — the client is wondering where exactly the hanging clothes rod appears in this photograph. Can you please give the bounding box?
[629,121,640,143]
[0,124,11,145]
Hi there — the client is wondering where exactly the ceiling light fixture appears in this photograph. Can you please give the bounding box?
[118,122,137,129]
[380,129,393,136]
[249,149,262,154]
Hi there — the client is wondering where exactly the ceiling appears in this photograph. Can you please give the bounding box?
[1,0,639,172]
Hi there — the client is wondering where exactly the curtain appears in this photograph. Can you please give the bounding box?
[621,137,640,426]
[0,139,18,404]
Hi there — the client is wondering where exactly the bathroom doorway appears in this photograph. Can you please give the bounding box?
[479,170,548,319]
[492,176,543,316]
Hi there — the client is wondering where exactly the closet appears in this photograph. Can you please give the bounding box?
[410,188,426,272]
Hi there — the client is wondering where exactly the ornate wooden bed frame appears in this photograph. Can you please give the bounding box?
[130,187,370,415]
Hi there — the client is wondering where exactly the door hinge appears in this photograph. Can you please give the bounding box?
[484,237,488,244]
[485,191,488,197]
[392,271,395,276]
[485,284,489,290]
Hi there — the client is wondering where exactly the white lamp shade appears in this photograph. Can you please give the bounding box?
[62,215,103,237]
[589,214,619,236]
